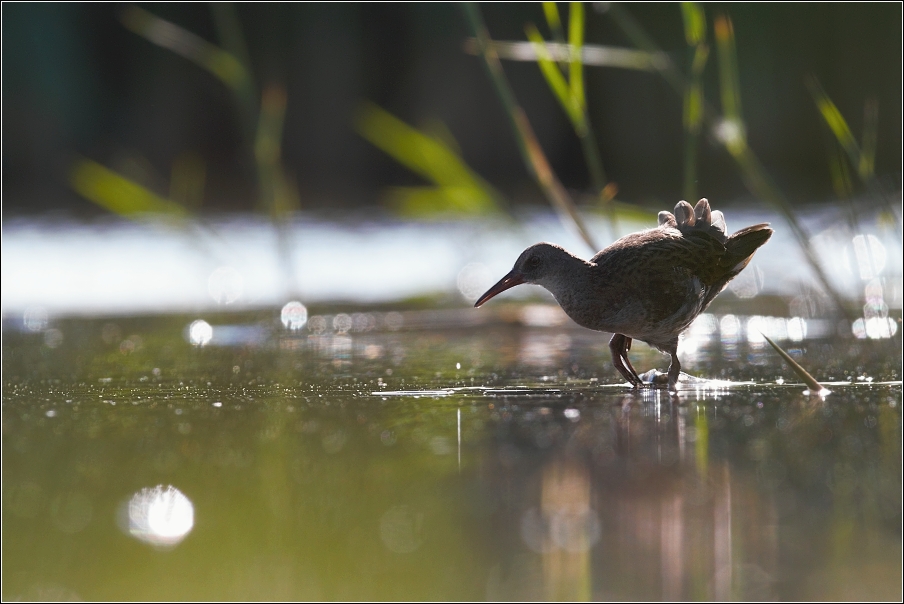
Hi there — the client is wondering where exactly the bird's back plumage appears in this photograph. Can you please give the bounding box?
[555,199,772,358]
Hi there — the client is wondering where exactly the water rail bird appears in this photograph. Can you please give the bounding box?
[474,198,773,391]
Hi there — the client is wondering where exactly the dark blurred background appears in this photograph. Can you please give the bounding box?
[3,2,901,216]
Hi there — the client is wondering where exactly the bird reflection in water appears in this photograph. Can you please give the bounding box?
[483,395,780,600]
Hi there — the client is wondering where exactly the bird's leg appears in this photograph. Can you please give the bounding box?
[609,333,642,387]
[620,338,644,384]
[666,351,681,392]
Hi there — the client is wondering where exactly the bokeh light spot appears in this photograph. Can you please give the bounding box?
[520,506,601,553]
[852,313,898,339]
[127,485,194,548]
[23,306,49,332]
[379,505,423,553]
[280,301,308,330]
[787,317,807,342]
[333,313,352,334]
[322,430,347,454]
[44,328,64,348]
[429,436,453,455]
[713,118,745,151]
[719,314,741,344]
[188,320,213,346]
[351,312,376,332]
[307,315,327,334]
[728,265,763,299]
[688,313,718,336]
[849,234,886,280]
[208,266,243,305]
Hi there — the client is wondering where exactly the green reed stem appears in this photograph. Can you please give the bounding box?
[463,3,600,253]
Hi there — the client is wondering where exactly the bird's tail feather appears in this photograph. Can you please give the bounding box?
[662,198,773,254]
[660,198,773,274]
[724,223,773,274]
[727,223,773,259]
[661,198,731,243]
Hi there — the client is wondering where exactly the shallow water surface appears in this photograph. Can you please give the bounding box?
[3,311,901,600]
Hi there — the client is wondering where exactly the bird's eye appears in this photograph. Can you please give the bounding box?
[525,256,540,270]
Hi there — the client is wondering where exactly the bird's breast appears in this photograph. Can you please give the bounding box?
[549,268,708,342]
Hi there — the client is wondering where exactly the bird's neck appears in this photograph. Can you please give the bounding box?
[536,253,597,306]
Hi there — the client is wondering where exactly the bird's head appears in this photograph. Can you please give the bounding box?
[474,243,573,307]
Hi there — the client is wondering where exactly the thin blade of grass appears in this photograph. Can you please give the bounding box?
[860,98,879,179]
[253,87,302,298]
[255,86,301,217]
[681,2,706,45]
[462,39,666,70]
[542,2,566,46]
[568,2,586,109]
[526,24,583,126]
[806,76,859,159]
[683,49,708,135]
[682,72,704,201]
[606,4,854,318]
[735,145,853,317]
[762,334,829,395]
[70,158,189,218]
[514,109,601,249]
[462,3,600,252]
[169,151,206,209]
[383,186,500,218]
[827,139,854,200]
[527,18,608,194]
[356,102,502,217]
[564,1,611,236]
[210,4,254,83]
[714,15,745,155]
[209,3,258,142]
[681,3,708,202]
[121,6,249,93]
[605,4,682,87]
[712,15,851,318]
[806,76,898,231]
[122,4,303,297]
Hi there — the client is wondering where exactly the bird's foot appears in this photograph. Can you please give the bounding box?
[635,370,716,392]
[636,369,670,387]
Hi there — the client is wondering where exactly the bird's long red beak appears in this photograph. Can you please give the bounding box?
[474,270,525,307]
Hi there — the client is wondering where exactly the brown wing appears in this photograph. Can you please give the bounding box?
[590,229,707,327]
[667,224,771,286]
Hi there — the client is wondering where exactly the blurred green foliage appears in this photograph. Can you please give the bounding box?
[121,5,251,95]
[680,2,708,201]
[3,3,899,217]
[356,102,503,218]
[70,158,188,218]
[71,5,299,222]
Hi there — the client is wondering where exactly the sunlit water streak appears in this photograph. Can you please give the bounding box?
[3,205,900,317]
